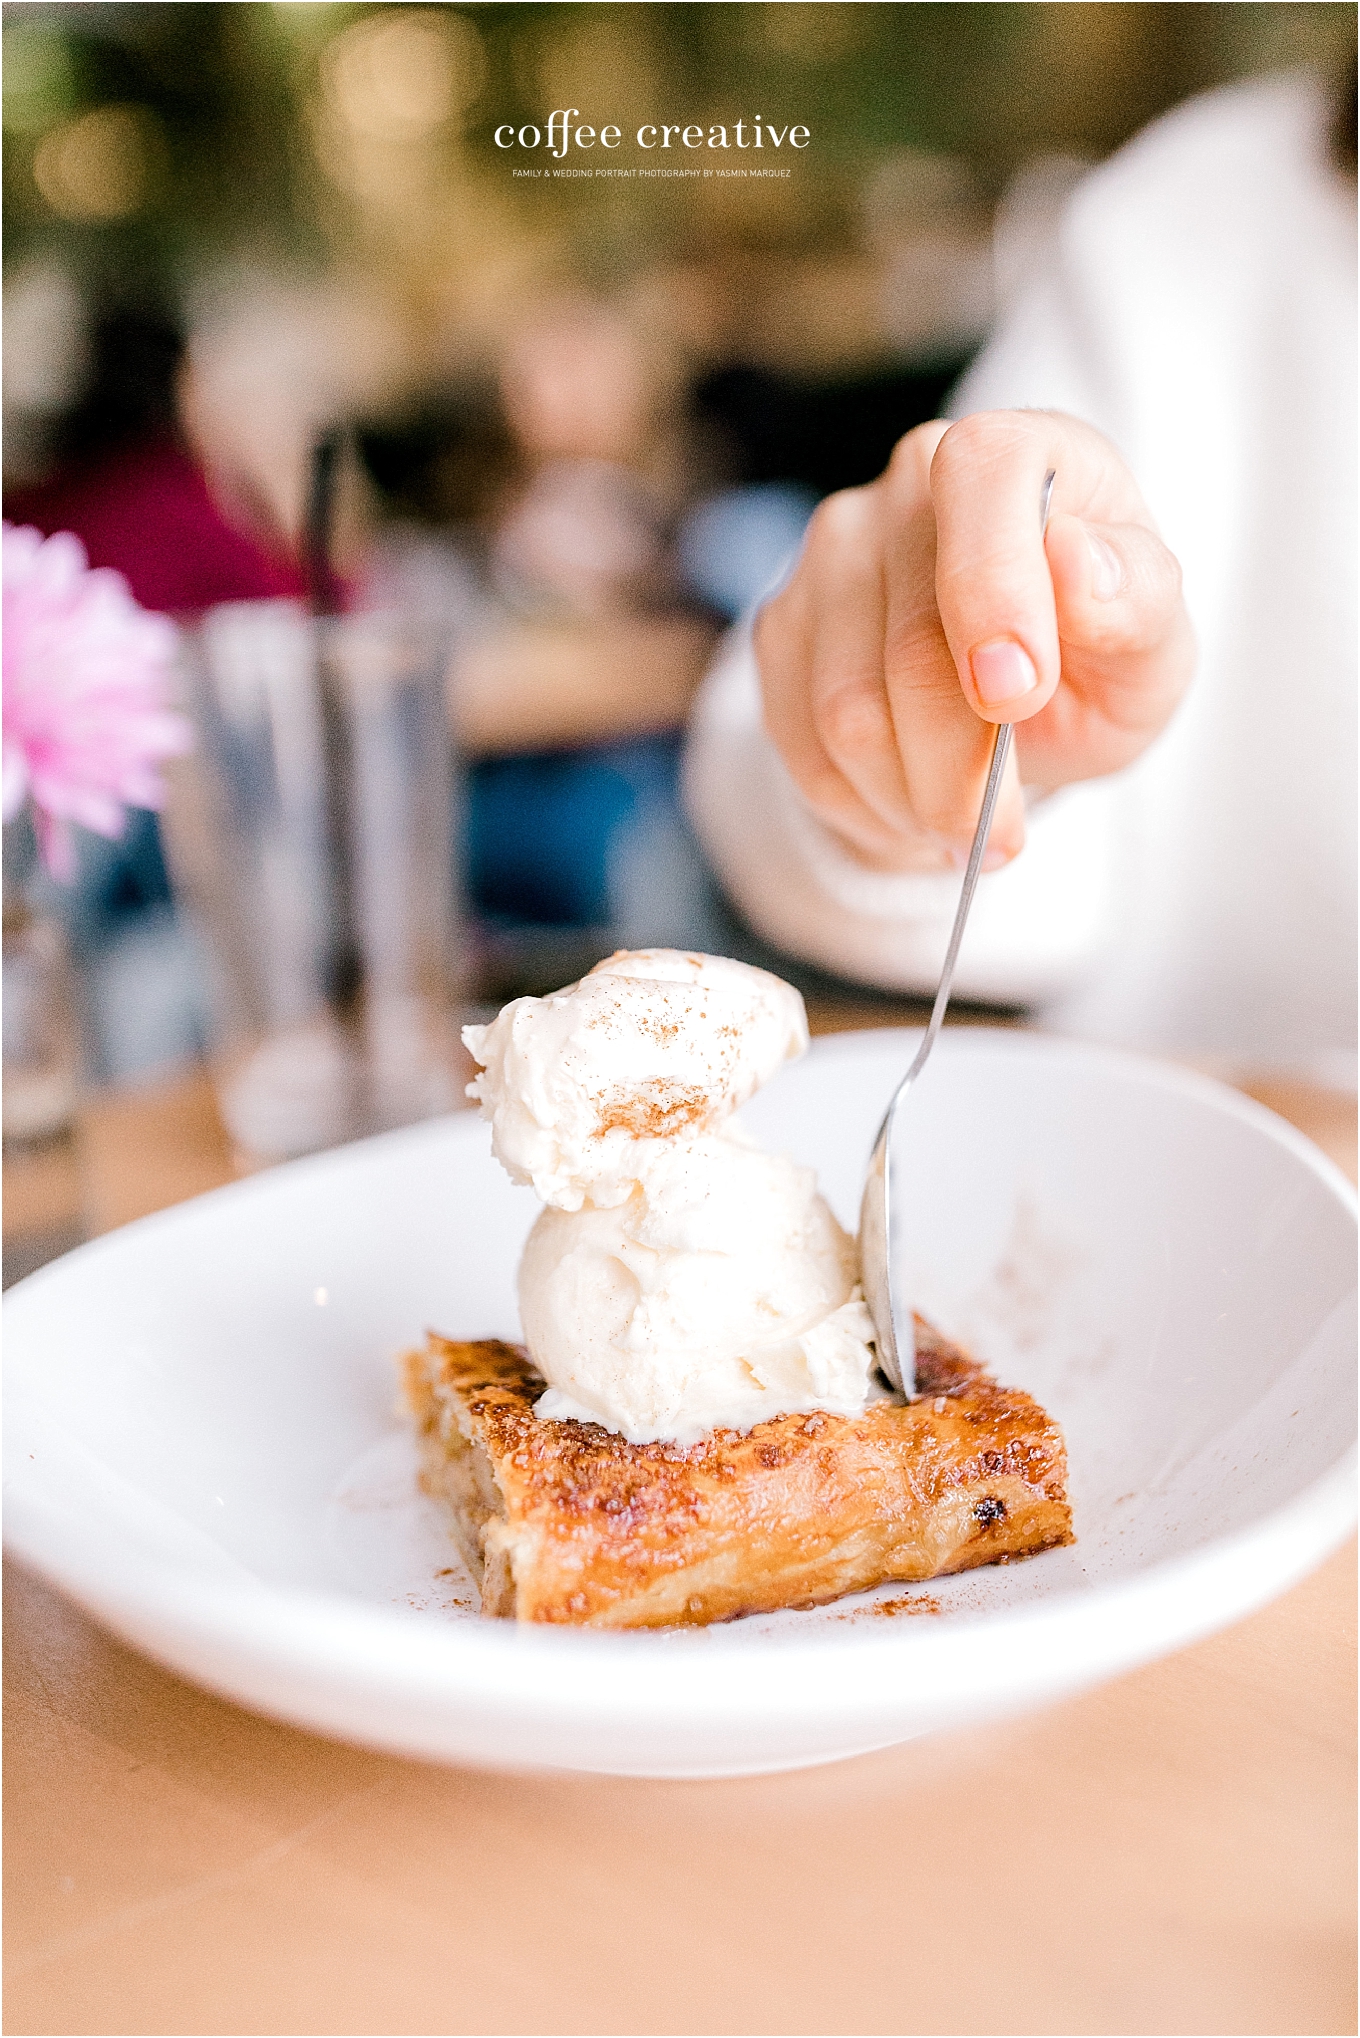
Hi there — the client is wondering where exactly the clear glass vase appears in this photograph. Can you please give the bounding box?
[2,892,83,1147]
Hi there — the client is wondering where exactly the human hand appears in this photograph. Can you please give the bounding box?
[754,411,1195,871]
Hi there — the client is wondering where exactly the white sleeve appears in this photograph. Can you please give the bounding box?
[688,76,1354,1056]
[682,625,1118,1006]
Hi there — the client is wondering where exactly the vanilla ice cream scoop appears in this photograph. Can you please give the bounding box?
[462,949,808,1212]
[463,950,879,1443]
[519,1128,879,1443]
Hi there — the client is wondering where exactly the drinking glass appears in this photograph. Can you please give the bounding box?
[164,554,471,1168]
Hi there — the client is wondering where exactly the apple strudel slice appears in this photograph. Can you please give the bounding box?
[401,1319,1072,1628]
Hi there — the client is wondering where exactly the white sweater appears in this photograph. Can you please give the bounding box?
[683,76,1356,1073]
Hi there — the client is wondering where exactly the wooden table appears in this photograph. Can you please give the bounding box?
[4,1034,1356,2037]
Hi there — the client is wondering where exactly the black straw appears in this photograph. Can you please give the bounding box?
[307,427,361,1009]
[304,428,345,617]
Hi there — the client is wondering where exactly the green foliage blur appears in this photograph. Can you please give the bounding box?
[4,0,1353,305]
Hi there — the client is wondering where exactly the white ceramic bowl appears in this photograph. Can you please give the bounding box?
[4,1031,1355,1778]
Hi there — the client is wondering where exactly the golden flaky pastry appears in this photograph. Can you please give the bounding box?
[401,1320,1073,1628]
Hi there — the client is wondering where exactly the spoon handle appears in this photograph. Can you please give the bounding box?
[884,462,1056,1112]
[901,719,1013,1091]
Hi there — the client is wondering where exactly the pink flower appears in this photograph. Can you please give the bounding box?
[3,524,192,880]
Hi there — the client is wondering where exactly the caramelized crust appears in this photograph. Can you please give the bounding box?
[401,1321,1073,1628]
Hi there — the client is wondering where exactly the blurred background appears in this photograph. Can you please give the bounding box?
[3,0,1353,1140]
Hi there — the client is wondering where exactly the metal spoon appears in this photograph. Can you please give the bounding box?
[860,467,1056,1395]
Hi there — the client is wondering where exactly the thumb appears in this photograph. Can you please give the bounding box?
[1043,511,1194,751]
[1046,511,1188,664]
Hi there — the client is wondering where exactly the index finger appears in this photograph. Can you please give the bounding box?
[929,410,1152,724]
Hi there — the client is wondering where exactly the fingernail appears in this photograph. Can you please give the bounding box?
[1085,526,1124,601]
[970,637,1038,706]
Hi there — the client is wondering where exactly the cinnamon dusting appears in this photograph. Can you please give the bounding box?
[595,1079,712,1138]
[864,1594,942,1617]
